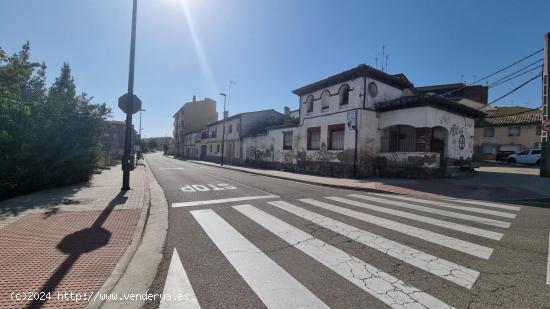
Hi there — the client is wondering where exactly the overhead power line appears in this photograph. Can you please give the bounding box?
[485,105,543,118]
[488,64,543,88]
[442,48,544,97]
[482,73,542,109]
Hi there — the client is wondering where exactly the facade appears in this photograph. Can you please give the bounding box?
[182,109,286,163]
[173,96,218,156]
[238,65,483,177]
[417,83,488,109]
[474,109,543,160]
[100,120,136,163]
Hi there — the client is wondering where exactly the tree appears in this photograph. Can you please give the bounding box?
[0,43,110,199]
[147,139,159,150]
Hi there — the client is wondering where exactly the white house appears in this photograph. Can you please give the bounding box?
[240,64,484,177]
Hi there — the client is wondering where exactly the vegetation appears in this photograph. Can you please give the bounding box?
[0,43,110,199]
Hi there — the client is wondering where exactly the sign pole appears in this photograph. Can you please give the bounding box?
[541,33,550,177]
[122,0,138,190]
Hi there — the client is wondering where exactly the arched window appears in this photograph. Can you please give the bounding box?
[304,95,314,113]
[339,84,350,106]
[321,90,330,110]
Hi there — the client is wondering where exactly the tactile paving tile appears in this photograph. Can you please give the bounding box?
[0,209,140,308]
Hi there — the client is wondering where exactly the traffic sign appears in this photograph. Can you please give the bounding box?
[118,93,142,114]
[542,120,550,132]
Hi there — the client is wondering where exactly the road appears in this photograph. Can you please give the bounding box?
[144,152,550,309]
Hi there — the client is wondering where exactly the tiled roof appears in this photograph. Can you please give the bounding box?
[375,93,486,118]
[292,64,413,96]
[476,113,542,127]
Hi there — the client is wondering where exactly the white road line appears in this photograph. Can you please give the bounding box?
[299,198,493,259]
[441,198,521,212]
[327,196,503,241]
[547,231,550,286]
[159,167,186,170]
[349,194,511,229]
[269,200,480,288]
[234,204,454,309]
[369,193,517,219]
[172,195,279,208]
[159,248,201,309]
[190,209,329,309]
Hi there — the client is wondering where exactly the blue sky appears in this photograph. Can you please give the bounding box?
[1,0,549,137]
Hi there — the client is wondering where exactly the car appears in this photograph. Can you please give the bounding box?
[496,150,516,162]
[506,149,541,165]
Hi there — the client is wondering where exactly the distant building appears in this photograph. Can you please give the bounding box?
[142,137,173,151]
[417,83,488,109]
[100,120,136,163]
[474,107,542,160]
[173,96,218,156]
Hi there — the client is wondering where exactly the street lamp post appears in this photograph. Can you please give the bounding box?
[219,93,227,166]
[122,0,138,191]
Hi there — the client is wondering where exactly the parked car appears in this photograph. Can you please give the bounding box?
[496,150,516,162]
[506,149,541,165]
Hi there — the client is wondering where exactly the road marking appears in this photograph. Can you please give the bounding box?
[234,204,454,309]
[348,194,511,229]
[159,248,201,309]
[441,198,521,212]
[190,209,329,309]
[269,200,480,288]
[299,198,493,259]
[172,195,279,208]
[159,167,186,170]
[547,231,550,286]
[327,196,503,240]
[369,193,517,219]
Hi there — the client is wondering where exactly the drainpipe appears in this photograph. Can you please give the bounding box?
[353,125,358,178]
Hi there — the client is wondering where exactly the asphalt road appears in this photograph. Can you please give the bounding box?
[144,152,550,309]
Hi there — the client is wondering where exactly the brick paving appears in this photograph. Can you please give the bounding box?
[0,166,148,309]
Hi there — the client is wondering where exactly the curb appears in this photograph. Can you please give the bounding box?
[184,159,392,195]
[87,166,152,309]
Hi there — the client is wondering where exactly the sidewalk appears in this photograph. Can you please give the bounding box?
[0,165,149,309]
[188,160,550,201]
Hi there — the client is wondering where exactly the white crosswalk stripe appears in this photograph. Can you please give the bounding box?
[368,193,517,219]
[190,208,329,309]
[159,248,201,309]
[327,196,504,240]
[234,204,455,309]
[299,198,493,259]
[269,200,480,288]
[441,197,522,211]
[348,194,512,228]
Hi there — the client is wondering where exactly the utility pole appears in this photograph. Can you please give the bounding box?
[122,0,138,190]
[541,32,550,177]
[219,93,227,166]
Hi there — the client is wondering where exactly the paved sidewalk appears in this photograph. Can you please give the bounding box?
[0,165,149,309]
[188,160,550,201]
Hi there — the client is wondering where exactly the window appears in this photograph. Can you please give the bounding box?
[305,95,314,113]
[210,144,212,152]
[283,131,293,150]
[321,90,330,110]
[532,149,541,155]
[229,124,232,133]
[328,124,345,150]
[482,144,496,154]
[339,84,350,106]
[307,127,321,150]
[517,150,529,155]
[536,125,542,136]
[217,144,220,153]
[209,127,217,138]
[483,127,494,137]
[508,126,520,137]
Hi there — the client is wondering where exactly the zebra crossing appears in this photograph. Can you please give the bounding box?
[162,193,522,309]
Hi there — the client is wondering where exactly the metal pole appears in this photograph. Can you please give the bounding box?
[221,95,227,166]
[541,32,550,177]
[122,0,138,190]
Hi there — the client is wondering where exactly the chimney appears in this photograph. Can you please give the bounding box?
[223,111,229,119]
[283,106,290,116]
[192,95,196,102]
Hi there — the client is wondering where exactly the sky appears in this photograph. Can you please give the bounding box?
[1,0,549,138]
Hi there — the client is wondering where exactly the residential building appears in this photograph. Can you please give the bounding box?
[474,107,543,160]
[417,83,488,109]
[173,96,217,156]
[238,64,484,177]
[100,120,136,164]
